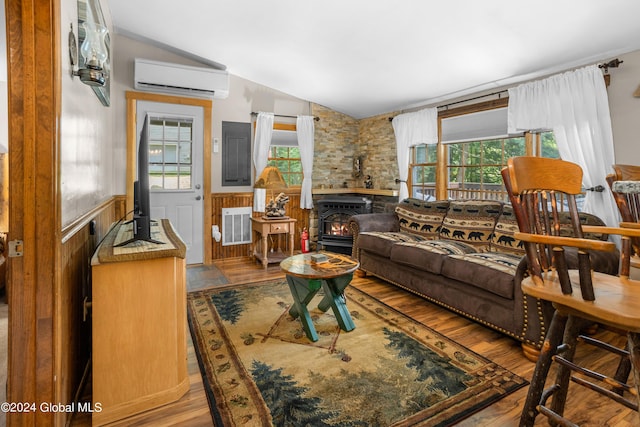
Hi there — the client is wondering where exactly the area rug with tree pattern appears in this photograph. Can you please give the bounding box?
[187,279,527,426]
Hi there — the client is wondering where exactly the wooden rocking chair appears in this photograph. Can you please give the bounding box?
[502,156,640,426]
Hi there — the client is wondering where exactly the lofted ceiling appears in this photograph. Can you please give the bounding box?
[107,0,640,119]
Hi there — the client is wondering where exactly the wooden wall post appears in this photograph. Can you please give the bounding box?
[6,0,60,425]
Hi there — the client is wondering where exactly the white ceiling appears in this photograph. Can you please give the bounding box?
[107,0,640,119]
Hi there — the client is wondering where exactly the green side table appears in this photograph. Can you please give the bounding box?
[280,252,359,342]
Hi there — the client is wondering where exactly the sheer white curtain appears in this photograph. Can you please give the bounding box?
[392,108,438,201]
[297,115,315,209]
[252,112,274,212]
[508,65,619,228]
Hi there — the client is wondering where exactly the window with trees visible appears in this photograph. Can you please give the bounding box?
[264,125,302,187]
[538,131,559,158]
[411,144,437,201]
[267,145,302,187]
[408,103,560,202]
[445,136,526,201]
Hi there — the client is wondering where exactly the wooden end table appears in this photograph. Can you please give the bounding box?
[280,252,359,342]
[250,216,297,268]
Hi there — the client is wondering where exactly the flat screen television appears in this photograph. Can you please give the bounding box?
[115,116,163,247]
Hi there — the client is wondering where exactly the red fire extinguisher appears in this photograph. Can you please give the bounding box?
[301,227,310,253]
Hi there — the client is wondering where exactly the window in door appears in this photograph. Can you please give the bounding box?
[148,117,193,190]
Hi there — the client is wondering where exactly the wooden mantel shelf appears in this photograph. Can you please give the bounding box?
[312,187,398,197]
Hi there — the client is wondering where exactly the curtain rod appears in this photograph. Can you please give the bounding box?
[251,112,320,121]
[387,57,624,122]
[388,90,508,121]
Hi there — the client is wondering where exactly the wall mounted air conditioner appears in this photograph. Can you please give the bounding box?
[134,58,229,99]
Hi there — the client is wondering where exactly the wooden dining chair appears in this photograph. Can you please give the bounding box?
[606,164,640,272]
[502,156,640,426]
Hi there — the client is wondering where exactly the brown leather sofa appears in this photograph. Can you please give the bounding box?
[348,198,619,360]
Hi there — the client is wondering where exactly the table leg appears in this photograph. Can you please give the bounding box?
[285,275,322,342]
[261,233,269,268]
[250,230,254,260]
[318,274,356,333]
[289,226,294,256]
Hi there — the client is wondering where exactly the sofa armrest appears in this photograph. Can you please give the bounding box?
[349,213,399,233]
[348,213,400,259]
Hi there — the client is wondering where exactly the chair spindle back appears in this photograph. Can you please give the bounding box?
[503,157,596,301]
[606,164,640,257]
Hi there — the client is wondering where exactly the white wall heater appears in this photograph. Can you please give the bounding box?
[221,207,252,246]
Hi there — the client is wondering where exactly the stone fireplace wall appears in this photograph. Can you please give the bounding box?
[306,104,401,247]
[311,104,360,189]
[310,104,400,192]
[358,113,399,191]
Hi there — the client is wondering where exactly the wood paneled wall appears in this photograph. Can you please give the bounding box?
[211,191,310,260]
[59,198,119,426]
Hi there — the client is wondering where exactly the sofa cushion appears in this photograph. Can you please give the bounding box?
[441,252,523,300]
[556,212,609,241]
[488,208,608,254]
[357,231,425,258]
[390,239,479,274]
[490,205,525,255]
[439,200,503,252]
[395,198,450,239]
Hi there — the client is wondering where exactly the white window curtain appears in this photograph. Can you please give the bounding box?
[297,115,315,209]
[252,112,274,212]
[392,108,438,201]
[507,65,618,228]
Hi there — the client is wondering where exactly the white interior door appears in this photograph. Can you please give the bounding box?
[137,101,204,264]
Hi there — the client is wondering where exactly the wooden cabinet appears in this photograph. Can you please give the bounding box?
[90,220,189,426]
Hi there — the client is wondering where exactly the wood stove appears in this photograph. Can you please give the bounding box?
[317,196,372,254]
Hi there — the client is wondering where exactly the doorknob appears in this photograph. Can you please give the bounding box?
[195,184,201,189]
[195,195,202,200]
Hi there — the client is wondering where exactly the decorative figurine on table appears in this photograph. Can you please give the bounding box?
[364,175,373,189]
[265,192,290,218]
[255,166,289,219]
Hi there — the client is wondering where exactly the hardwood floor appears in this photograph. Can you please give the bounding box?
[72,256,639,426]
